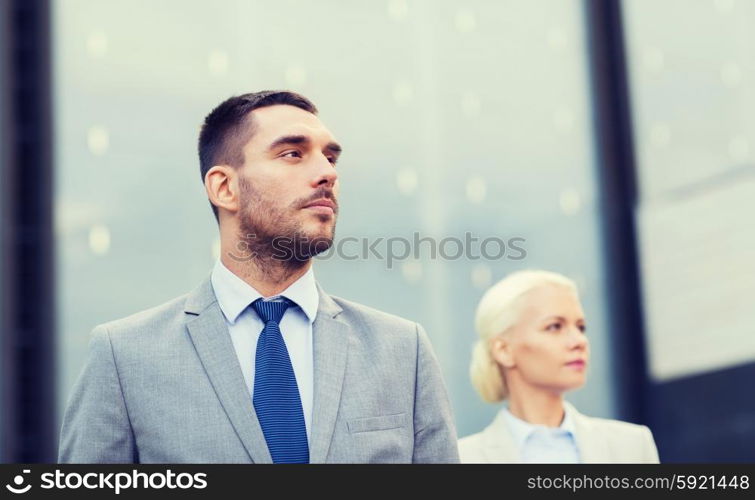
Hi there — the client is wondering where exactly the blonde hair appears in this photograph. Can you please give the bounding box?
[470,269,578,403]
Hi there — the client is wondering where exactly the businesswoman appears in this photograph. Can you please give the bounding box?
[458,270,659,463]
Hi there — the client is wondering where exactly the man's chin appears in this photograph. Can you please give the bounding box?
[300,236,333,257]
[278,229,333,260]
[301,222,336,243]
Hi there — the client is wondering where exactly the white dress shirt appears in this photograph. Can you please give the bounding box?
[501,405,581,463]
[210,259,318,444]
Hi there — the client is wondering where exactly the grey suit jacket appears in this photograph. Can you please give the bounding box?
[58,278,459,463]
[458,401,659,463]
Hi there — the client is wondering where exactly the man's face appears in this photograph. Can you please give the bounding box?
[236,104,341,260]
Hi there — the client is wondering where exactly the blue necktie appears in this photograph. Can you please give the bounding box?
[251,298,309,464]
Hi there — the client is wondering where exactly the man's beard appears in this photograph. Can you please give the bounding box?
[233,177,337,270]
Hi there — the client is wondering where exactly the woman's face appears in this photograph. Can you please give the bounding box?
[493,284,589,395]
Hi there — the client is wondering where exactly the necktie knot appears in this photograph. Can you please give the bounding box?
[251,298,292,324]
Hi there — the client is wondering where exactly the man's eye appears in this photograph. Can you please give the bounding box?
[327,156,338,165]
[281,151,302,158]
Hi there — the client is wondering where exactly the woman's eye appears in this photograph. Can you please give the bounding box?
[547,323,562,331]
[578,324,587,333]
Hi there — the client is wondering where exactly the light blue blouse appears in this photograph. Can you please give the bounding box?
[500,405,581,463]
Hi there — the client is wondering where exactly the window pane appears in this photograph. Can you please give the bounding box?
[624,0,755,381]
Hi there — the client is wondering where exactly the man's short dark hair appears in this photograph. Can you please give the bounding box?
[198,90,318,221]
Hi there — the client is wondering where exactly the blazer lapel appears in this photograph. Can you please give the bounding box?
[481,411,520,463]
[184,278,272,464]
[308,284,350,463]
[567,402,610,463]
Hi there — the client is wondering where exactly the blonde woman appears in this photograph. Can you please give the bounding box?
[458,270,659,463]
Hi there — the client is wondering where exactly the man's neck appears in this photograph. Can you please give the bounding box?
[220,252,312,298]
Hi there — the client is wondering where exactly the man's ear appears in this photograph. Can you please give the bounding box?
[490,336,515,369]
[205,165,239,215]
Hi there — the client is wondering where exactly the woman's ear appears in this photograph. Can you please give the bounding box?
[205,165,239,214]
[490,336,515,369]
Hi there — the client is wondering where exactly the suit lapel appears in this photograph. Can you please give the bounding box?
[308,284,350,463]
[184,279,272,464]
[481,411,520,463]
[567,402,610,463]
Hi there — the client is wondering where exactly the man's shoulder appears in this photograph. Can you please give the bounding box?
[327,294,419,332]
[97,291,191,338]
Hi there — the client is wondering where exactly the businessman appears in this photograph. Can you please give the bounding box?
[58,90,459,463]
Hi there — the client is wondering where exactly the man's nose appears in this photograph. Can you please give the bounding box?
[312,153,337,188]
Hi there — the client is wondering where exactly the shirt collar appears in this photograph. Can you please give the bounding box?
[500,403,577,449]
[210,259,319,325]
